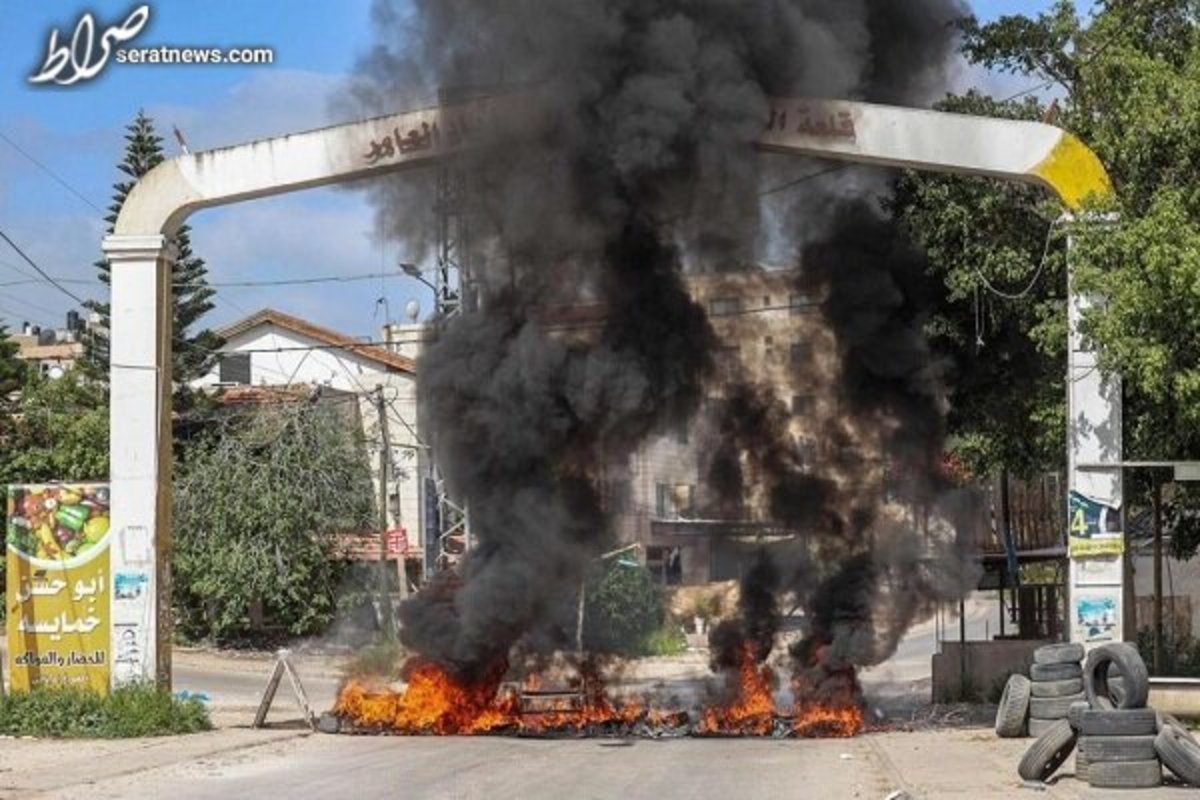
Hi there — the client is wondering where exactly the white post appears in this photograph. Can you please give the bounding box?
[1067,221,1125,647]
[103,234,174,688]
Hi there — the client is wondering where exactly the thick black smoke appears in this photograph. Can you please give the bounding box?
[346,0,974,681]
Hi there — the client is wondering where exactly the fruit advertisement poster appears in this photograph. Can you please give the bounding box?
[5,483,111,693]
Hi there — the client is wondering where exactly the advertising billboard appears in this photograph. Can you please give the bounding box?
[5,483,111,693]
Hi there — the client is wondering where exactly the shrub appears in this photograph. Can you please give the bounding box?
[641,624,687,657]
[582,563,663,656]
[0,684,211,738]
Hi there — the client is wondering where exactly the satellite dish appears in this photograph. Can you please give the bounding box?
[404,300,420,322]
[47,365,65,380]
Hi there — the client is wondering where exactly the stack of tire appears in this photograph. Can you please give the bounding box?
[1010,641,1200,790]
[1028,643,1087,737]
[1075,642,1158,788]
[993,642,1086,739]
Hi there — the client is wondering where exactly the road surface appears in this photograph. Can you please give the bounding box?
[4,726,1193,799]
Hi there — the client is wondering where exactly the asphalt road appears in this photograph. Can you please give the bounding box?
[14,727,1195,800]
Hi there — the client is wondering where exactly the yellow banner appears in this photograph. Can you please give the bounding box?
[5,483,111,693]
[1069,537,1125,558]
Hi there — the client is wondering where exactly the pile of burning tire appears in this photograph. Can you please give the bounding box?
[996,642,1200,789]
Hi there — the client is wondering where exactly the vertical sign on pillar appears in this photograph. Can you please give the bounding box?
[5,483,111,692]
[1066,221,1124,647]
[103,233,173,688]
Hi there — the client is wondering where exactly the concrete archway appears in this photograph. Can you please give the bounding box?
[104,95,1114,686]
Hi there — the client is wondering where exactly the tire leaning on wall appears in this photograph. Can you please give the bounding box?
[1155,725,1200,786]
[995,674,1032,738]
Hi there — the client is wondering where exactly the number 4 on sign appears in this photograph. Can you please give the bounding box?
[1072,508,1089,537]
[253,649,316,730]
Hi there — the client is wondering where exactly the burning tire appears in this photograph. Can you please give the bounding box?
[1029,662,1081,682]
[1030,678,1083,698]
[1029,693,1087,720]
[1033,643,1084,665]
[1017,719,1077,782]
[1084,643,1149,710]
[1087,758,1162,789]
[1078,709,1158,737]
[1078,734,1158,762]
[995,674,1032,738]
[1156,724,1200,786]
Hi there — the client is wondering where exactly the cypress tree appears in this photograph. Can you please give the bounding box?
[86,110,221,387]
[0,325,25,401]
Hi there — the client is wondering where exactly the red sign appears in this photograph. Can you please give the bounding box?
[386,528,408,557]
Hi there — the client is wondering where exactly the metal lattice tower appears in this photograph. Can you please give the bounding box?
[426,86,479,574]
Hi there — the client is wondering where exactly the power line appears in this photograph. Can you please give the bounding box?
[974,219,1060,301]
[0,228,86,305]
[759,164,848,197]
[0,130,104,215]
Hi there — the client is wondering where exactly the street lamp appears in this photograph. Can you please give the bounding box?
[399,262,437,294]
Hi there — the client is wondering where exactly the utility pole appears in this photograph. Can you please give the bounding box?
[374,386,399,640]
[1153,477,1165,674]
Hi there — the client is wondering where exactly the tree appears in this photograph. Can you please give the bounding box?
[958,0,1200,671]
[0,326,25,401]
[582,562,664,656]
[172,396,376,643]
[87,110,221,389]
[0,370,109,486]
[889,92,1068,480]
[0,369,108,605]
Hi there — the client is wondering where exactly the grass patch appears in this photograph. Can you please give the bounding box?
[640,625,688,657]
[0,683,211,738]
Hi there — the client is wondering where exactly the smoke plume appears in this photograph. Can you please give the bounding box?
[346,0,978,684]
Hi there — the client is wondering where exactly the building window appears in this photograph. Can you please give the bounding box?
[790,342,812,366]
[709,297,741,317]
[763,295,771,307]
[656,483,695,520]
[791,394,815,417]
[218,353,252,384]
[789,293,818,314]
[646,546,683,586]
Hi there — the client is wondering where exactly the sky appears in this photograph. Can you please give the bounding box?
[0,0,1080,340]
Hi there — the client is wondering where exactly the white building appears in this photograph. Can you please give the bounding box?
[193,308,428,576]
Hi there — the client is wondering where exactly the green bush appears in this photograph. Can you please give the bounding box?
[172,400,376,644]
[641,624,687,657]
[582,563,664,656]
[0,684,211,738]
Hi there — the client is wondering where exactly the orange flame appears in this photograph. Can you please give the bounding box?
[334,652,863,738]
[698,646,777,735]
[334,658,647,735]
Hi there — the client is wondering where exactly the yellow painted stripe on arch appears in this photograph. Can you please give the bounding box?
[1030,132,1114,211]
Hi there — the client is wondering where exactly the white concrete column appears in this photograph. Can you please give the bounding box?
[103,233,174,688]
[1067,223,1125,647]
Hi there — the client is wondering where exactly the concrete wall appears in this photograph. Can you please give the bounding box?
[932,639,1050,702]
